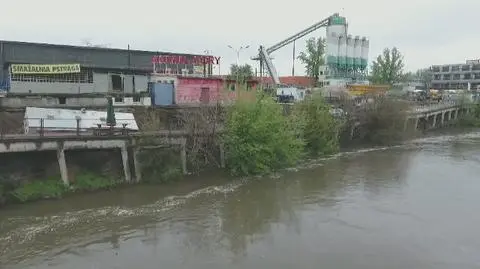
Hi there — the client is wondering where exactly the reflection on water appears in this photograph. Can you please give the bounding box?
[1,131,480,269]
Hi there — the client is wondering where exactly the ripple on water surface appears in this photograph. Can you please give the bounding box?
[1,130,480,269]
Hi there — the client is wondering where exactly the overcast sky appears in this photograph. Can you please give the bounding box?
[1,0,479,76]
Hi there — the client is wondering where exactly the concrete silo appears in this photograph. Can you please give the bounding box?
[360,37,369,70]
[346,35,354,70]
[326,31,339,70]
[353,36,361,70]
[326,14,347,75]
[338,35,347,69]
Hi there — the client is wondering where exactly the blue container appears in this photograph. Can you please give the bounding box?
[150,82,174,106]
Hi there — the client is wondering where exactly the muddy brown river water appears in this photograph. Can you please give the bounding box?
[1,130,480,269]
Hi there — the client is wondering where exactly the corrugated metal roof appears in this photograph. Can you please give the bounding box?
[24,107,139,131]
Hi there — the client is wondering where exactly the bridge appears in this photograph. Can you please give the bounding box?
[405,101,477,131]
[0,128,224,186]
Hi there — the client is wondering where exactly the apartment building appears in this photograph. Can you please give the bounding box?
[431,59,480,90]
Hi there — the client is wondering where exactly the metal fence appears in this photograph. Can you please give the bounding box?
[1,117,135,139]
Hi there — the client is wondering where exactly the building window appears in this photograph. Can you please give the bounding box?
[111,74,123,92]
[441,66,450,72]
[58,97,66,104]
[11,68,93,83]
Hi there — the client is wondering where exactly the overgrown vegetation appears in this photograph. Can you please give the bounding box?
[222,86,342,176]
[138,147,183,183]
[2,171,120,204]
[292,92,343,156]
[134,107,184,182]
[223,91,305,176]
[457,103,480,127]
[341,95,413,145]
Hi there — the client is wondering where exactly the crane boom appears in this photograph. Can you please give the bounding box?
[259,46,280,84]
[266,15,333,54]
[255,13,338,86]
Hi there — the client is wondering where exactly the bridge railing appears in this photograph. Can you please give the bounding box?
[0,117,137,139]
[410,99,477,114]
[0,116,223,141]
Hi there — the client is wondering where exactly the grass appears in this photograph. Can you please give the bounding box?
[5,172,120,203]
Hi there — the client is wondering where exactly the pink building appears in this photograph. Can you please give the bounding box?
[175,77,258,105]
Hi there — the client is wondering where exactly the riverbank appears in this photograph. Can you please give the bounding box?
[0,95,478,208]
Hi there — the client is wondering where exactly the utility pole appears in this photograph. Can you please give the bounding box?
[228,45,250,82]
[292,40,296,76]
[228,45,250,66]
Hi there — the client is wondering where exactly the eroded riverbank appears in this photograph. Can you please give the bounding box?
[1,130,480,269]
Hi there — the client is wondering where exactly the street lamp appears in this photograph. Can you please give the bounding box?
[228,45,250,66]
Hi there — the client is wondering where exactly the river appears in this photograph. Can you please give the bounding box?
[1,130,480,269]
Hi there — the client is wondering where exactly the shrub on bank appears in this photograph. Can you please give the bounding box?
[360,96,412,144]
[137,147,183,183]
[5,171,120,203]
[293,92,342,156]
[223,90,304,176]
[457,104,480,127]
[222,86,343,176]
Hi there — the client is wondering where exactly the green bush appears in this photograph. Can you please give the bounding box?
[223,92,304,176]
[293,93,342,156]
[11,178,67,202]
[72,172,119,191]
[457,104,480,127]
[138,147,183,183]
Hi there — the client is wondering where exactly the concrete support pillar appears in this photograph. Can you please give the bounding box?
[56,144,69,186]
[414,117,419,130]
[432,114,437,128]
[121,145,131,182]
[449,110,453,120]
[180,138,187,175]
[441,112,445,126]
[454,109,458,119]
[403,118,409,132]
[133,149,141,182]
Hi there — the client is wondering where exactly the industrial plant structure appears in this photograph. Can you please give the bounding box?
[253,13,370,91]
[325,14,369,86]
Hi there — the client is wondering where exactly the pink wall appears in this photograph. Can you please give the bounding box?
[175,78,236,104]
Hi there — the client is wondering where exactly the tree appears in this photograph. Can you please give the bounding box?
[370,47,405,85]
[416,68,433,89]
[229,64,253,82]
[297,37,325,81]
